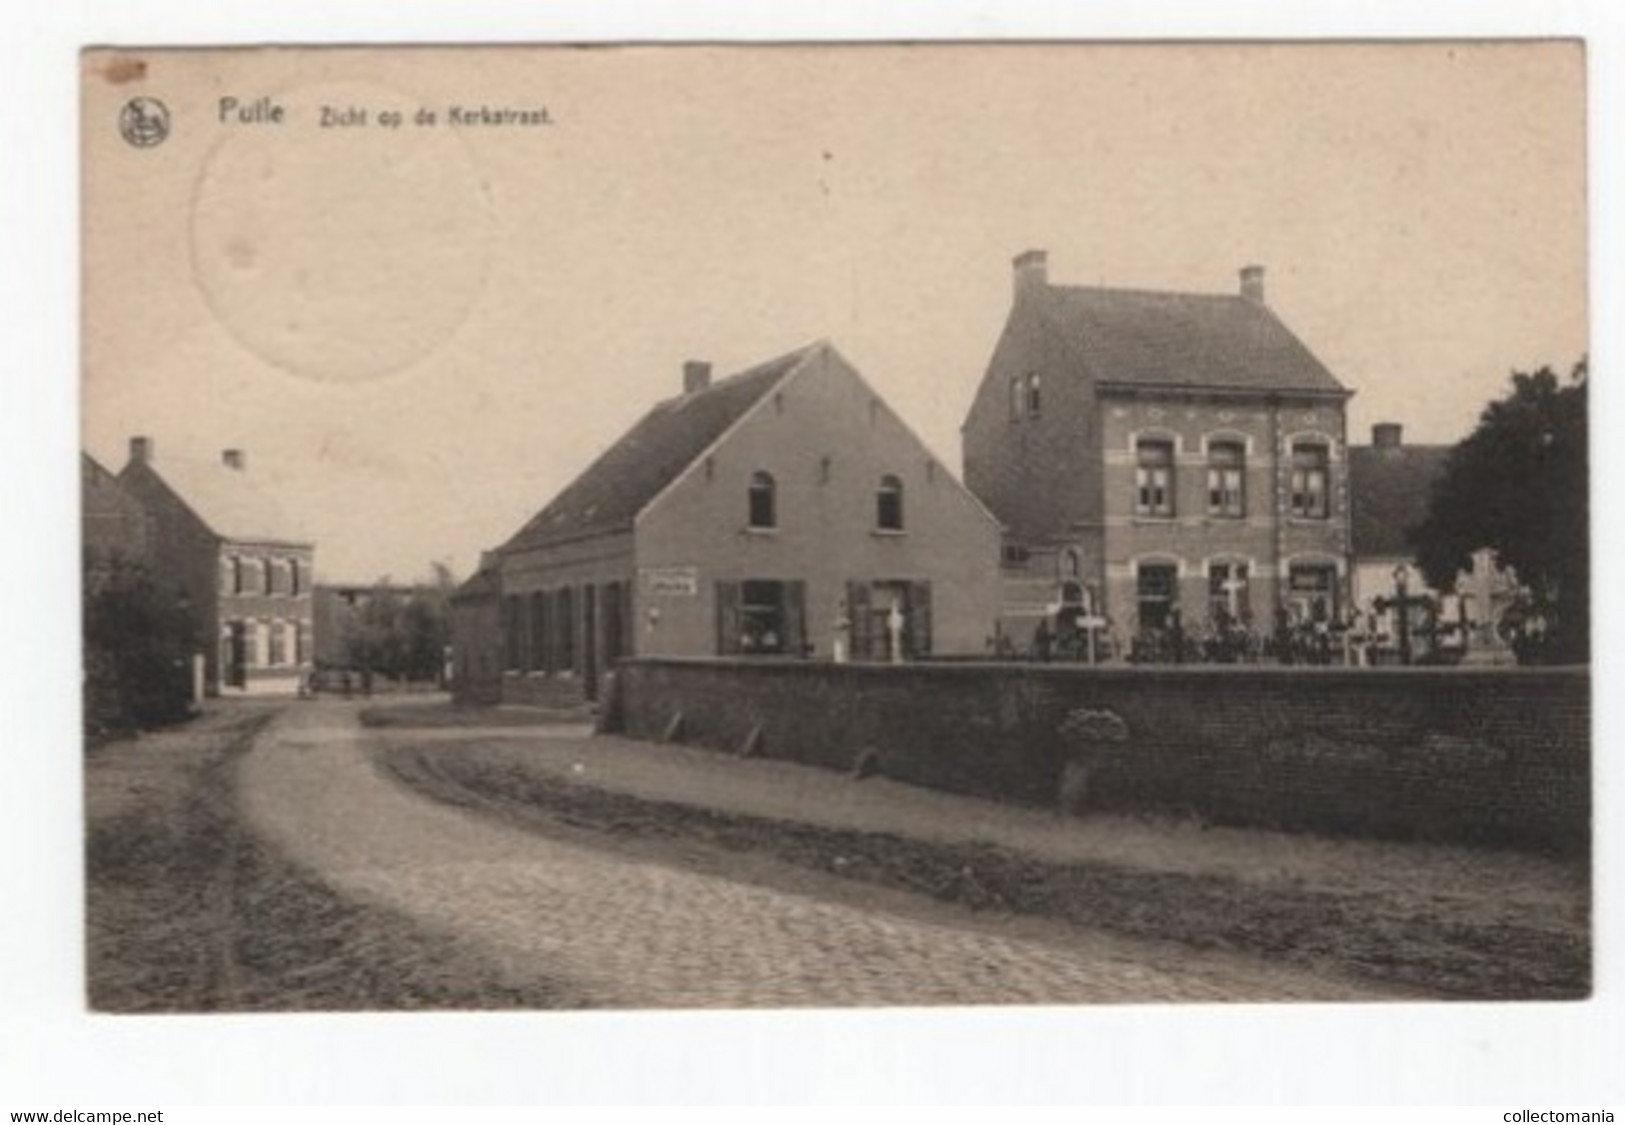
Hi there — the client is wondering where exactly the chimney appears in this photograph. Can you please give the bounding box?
[221,448,246,471]
[1013,249,1048,303]
[1372,422,1403,449]
[683,360,712,395]
[128,435,153,465]
[1239,264,1266,304]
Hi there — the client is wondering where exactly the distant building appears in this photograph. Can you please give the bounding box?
[454,341,1003,705]
[313,580,452,682]
[116,437,315,695]
[449,559,502,705]
[1348,422,1521,662]
[962,251,1354,655]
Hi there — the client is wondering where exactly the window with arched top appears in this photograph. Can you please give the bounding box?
[876,474,904,531]
[1025,372,1042,417]
[748,471,776,529]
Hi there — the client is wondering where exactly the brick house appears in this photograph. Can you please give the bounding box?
[962,251,1354,654]
[82,452,153,568]
[453,341,1003,705]
[116,437,315,696]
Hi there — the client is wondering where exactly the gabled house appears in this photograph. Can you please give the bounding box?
[454,341,1003,706]
[81,452,152,571]
[116,437,315,695]
[962,251,1354,654]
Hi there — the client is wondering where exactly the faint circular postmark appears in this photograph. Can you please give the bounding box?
[119,97,170,148]
[189,80,495,384]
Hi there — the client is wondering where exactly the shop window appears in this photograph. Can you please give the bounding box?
[716,579,807,657]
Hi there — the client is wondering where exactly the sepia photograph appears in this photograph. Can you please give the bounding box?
[76,41,1591,1019]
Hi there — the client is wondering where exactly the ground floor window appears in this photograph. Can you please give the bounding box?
[1136,563,1179,631]
[1208,561,1251,626]
[555,586,576,672]
[1287,563,1339,623]
[269,619,287,666]
[502,596,523,670]
[845,580,932,660]
[717,579,807,656]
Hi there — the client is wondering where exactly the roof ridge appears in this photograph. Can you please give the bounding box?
[647,340,823,411]
[1045,282,1248,302]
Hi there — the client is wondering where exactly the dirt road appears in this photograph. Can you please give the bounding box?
[237,702,1401,1007]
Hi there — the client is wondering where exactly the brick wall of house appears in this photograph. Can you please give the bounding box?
[116,461,226,691]
[961,297,1105,559]
[217,541,315,694]
[612,660,1589,854]
[636,346,1003,661]
[1099,394,1351,636]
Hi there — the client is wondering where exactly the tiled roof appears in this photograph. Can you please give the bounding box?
[1349,443,1452,558]
[450,566,500,603]
[1037,285,1348,396]
[501,344,817,553]
[129,456,310,545]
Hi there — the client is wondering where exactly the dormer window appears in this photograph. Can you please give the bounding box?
[748,471,776,529]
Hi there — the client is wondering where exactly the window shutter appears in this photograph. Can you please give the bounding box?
[783,581,807,657]
[908,582,933,658]
[847,581,873,659]
[716,581,742,655]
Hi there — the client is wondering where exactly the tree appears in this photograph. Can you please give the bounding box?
[342,570,455,685]
[83,551,198,732]
[1411,358,1588,663]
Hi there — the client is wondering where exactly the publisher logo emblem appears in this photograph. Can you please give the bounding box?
[119,97,170,148]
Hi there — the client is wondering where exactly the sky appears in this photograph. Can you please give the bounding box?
[81,42,1588,584]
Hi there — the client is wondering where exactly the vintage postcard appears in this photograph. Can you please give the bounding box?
[80,42,1589,1023]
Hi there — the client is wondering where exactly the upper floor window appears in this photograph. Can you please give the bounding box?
[1135,439,1175,517]
[1290,442,1330,519]
[1008,377,1022,421]
[876,474,904,531]
[289,558,302,596]
[1207,440,1246,518]
[748,471,776,529]
[1025,372,1042,417]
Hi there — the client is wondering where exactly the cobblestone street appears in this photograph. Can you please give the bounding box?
[237,703,1401,1007]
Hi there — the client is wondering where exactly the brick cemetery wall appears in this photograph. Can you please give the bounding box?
[610,659,1589,854]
